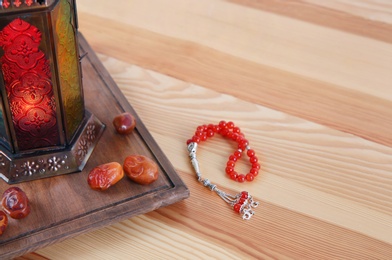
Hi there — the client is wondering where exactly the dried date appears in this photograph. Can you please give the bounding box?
[0,210,7,236]
[1,187,31,219]
[123,155,159,185]
[113,112,136,134]
[88,162,124,191]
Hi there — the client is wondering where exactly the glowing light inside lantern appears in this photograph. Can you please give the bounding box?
[0,18,60,151]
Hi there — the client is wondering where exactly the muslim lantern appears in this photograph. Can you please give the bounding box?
[0,0,105,183]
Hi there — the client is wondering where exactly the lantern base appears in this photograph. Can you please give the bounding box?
[0,111,105,184]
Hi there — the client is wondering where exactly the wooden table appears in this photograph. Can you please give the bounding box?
[19,0,392,259]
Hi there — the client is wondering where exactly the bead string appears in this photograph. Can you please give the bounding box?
[186,121,259,220]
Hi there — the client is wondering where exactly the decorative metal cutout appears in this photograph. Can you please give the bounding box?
[0,112,105,183]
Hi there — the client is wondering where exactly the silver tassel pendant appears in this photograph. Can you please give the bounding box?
[188,142,259,220]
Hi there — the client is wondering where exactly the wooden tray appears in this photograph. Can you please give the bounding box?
[0,34,189,259]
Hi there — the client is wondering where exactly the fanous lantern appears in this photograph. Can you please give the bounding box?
[0,0,105,183]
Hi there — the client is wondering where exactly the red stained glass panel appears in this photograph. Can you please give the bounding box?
[26,0,34,6]
[13,0,22,7]
[2,0,10,8]
[0,18,60,151]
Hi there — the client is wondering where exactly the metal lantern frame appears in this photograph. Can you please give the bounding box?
[0,0,105,183]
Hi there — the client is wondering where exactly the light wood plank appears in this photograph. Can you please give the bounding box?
[77,0,392,100]
[31,56,392,259]
[98,55,392,227]
[16,0,392,259]
[33,175,392,259]
[77,13,392,147]
[304,0,392,24]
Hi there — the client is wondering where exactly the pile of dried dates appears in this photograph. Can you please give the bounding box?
[88,155,159,190]
[0,187,31,236]
[0,112,157,235]
[88,112,159,190]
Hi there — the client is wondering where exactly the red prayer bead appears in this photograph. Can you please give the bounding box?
[241,191,249,199]
[230,172,238,180]
[197,130,204,136]
[227,160,235,167]
[250,168,259,175]
[234,150,242,158]
[189,121,260,183]
[237,174,245,182]
[238,198,246,204]
[225,166,234,175]
[232,126,240,134]
[252,163,260,170]
[231,133,239,141]
[229,155,238,162]
[192,135,200,143]
[246,173,254,181]
[247,149,255,157]
[249,156,258,164]
[219,120,227,128]
[221,128,229,137]
[239,139,249,150]
[233,203,242,213]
